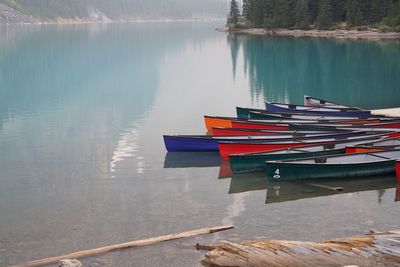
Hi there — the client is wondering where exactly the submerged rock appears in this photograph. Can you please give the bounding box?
[59,259,83,267]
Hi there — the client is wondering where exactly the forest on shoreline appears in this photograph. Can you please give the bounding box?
[228,0,400,31]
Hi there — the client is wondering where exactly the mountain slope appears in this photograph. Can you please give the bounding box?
[0,0,228,22]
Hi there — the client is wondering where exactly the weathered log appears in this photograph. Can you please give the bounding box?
[11,225,234,267]
[202,230,400,267]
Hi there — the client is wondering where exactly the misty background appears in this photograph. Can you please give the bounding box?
[0,0,231,20]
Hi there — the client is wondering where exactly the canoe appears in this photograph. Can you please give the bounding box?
[204,116,233,131]
[218,131,396,160]
[265,102,371,117]
[231,120,289,130]
[229,136,400,174]
[289,121,400,130]
[237,107,383,119]
[346,138,400,154]
[205,115,400,132]
[205,115,337,131]
[205,116,311,131]
[205,115,298,131]
[211,127,349,136]
[230,146,346,173]
[303,95,361,109]
[248,111,392,124]
[236,106,268,118]
[265,149,400,181]
[163,131,374,152]
[233,120,400,133]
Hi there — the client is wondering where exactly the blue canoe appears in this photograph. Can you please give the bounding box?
[265,102,371,117]
[163,131,383,152]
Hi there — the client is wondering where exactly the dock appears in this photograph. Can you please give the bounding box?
[372,108,400,117]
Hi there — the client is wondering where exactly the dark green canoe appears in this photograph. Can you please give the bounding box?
[236,106,266,118]
[229,136,400,174]
[229,147,345,173]
[265,149,400,181]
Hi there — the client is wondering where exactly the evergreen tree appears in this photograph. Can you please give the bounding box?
[382,0,400,27]
[317,0,334,29]
[347,0,364,26]
[294,0,310,29]
[370,0,385,23]
[307,0,320,23]
[273,0,295,28]
[242,0,251,22]
[228,0,240,28]
[262,0,275,27]
[332,0,346,22]
[252,0,266,25]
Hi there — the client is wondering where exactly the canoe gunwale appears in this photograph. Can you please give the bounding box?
[303,95,363,110]
[265,148,400,165]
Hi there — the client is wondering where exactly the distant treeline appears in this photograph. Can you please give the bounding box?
[228,0,400,30]
[1,0,227,19]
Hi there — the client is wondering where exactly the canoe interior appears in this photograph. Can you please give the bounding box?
[248,111,377,121]
[303,95,360,109]
[272,149,400,165]
[272,102,359,112]
[229,148,346,174]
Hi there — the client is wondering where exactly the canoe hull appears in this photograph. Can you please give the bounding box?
[229,148,346,173]
[212,128,342,137]
[303,95,359,109]
[164,136,219,152]
[249,112,382,124]
[204,116,232,131]
[265,160,396,181]
[265,102,371,117]
[218,142,324,160]
[231,121,289,130]
[396,161,400,183]
[212,128,274,136]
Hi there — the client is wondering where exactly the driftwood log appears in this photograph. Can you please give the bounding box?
[11,225,234,267]
[202,230,400,267]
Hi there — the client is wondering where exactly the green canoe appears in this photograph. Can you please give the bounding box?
[265,149,400,181]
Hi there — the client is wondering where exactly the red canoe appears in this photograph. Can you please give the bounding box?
[218,141,327,160]
[211,127,345,136]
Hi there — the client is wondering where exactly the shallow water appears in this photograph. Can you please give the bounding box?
[0,21,399,266]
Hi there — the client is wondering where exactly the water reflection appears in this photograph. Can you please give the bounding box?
[165,156,399,205]
[228,173,398,204]
[229,34,400,109]
[164,152,221,168]
[1,22,400,266]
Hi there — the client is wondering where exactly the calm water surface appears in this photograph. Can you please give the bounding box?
[0,22,399,266]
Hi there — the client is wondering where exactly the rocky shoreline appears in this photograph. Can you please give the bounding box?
[219,27,400,40]
[0,3,38,24]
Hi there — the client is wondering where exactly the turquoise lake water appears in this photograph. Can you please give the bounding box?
[0,22,399,266]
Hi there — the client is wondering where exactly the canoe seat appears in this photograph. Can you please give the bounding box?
[323,143,335,150]
[315,158,327,163]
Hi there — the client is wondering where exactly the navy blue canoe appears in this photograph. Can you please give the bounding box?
[265,102,372,117]
[163,131,383,152]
